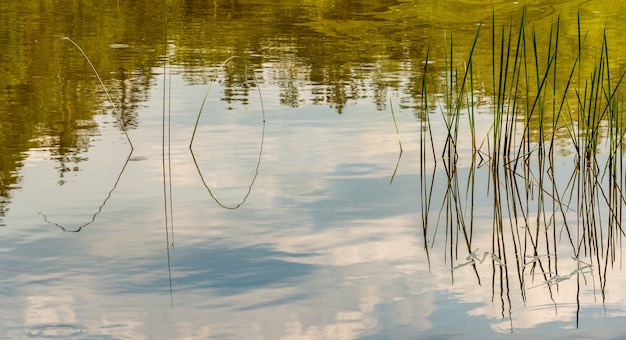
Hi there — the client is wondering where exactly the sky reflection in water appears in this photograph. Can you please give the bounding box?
[2,1,626,339]
[0,69,623,339]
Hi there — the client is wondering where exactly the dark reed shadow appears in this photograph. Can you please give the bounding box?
[189,56,266,210]
[419,45,437,270]
[161,16,174,307]
[39,151,132,232]
[390,150,403,186]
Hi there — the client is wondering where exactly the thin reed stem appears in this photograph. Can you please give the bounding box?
[60,37,134,150]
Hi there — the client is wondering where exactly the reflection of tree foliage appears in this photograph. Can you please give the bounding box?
[0,0,163,222]
[2,0,626,224]
[109,65,153,129]
[217,62,255,107]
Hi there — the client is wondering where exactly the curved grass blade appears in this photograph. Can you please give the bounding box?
[60,37,134,150]
[189,56,266,209]
[41,37,135,231]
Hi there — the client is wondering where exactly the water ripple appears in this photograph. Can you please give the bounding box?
[24,324,85,338]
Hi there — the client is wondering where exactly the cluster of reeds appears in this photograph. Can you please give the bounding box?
[418,8,626,328]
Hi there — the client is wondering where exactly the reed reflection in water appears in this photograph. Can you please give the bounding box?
[417,10,626,332]
[4,1,626,339]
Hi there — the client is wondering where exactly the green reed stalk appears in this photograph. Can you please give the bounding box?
[390,99,403,153]
[492,19,505,166]
[463,51,479,247]
[420,45,436,268]
[556,16,580,155]
[421,46,438,163]
[548,17,561,275]
[389,99,403,184]
[189,56,266,210]
[457,25,482,151]
[505,9,526,167]
[549,17,561,146]
[514,37,559,169]
[441,30,458,162]
[60,37,134,150]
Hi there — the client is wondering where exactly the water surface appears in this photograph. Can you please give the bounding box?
[2,1,626,339]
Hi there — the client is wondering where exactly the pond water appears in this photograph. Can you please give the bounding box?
[3,1,626,339]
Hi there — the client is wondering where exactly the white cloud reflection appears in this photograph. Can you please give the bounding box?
[3,72,626,340]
